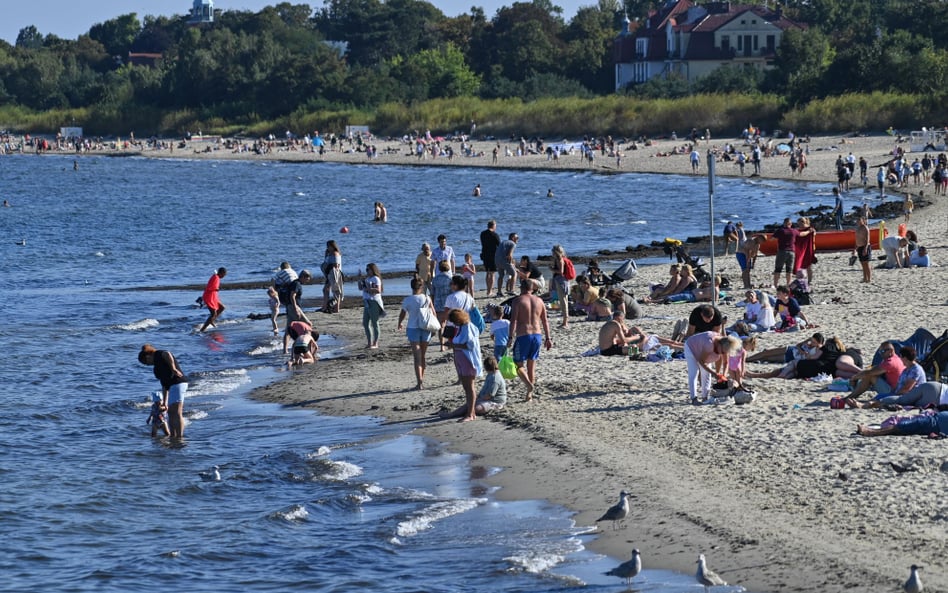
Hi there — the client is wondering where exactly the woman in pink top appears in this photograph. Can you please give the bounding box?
[200,267,227,332]
[684,331,741,404]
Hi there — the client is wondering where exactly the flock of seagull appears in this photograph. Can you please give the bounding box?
[596,490,925,592]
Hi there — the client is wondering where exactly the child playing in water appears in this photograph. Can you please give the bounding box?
[267,286,280,334]
[461,253,476,296]
[147,392,170,437]
[290,331,319,366]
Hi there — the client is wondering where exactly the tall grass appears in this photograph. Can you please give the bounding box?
[0,92,944,139]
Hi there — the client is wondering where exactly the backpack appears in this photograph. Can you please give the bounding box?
[562,257,576,280]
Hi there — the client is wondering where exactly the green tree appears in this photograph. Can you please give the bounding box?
[693,65,763,95]
[561,5,616,93]
[395,43,481,99]
[15,26,44,50]
[89,13,142,57]
[765,28,835,104]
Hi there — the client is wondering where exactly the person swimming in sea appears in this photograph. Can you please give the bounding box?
[473,184,481,197]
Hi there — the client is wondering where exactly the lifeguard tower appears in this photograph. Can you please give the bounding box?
[188,0,214,24]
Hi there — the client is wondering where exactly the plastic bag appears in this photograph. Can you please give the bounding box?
[499,354,518,380]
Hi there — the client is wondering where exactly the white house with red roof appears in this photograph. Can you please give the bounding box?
[613,0,804,90]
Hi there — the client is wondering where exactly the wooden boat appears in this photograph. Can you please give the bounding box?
[758,228,887,256]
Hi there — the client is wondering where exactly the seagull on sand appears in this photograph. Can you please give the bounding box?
[696,554,727,592]
[596,490,631,530]
[905,564,923,593]
[605,548,641,587]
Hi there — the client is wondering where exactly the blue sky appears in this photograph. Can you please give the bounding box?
[2,0,588,45]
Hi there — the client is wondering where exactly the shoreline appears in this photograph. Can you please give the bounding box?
[147,133,946,590]
[247,132,945,592]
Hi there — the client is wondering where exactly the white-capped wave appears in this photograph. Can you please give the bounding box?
[306,446,332,458]
[248,342,282,356]
[504,551,566,574]
[112,318,159,331]
[188,368,250,396]
[324,460,363,481]
[630,220,647,224]
[187,410,208,421]
[270,504,309,522]
[394,498,485,539]
[93,251,106,257]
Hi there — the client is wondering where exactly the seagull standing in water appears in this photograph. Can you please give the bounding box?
[696,554,727,592]
[905,565,923,593]
[596,490,631,530]
[605,548,641,587]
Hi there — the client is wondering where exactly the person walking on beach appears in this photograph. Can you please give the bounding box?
[550,245,571,328]
[360,263,384,349]
[495,232,518,297]
[432,234,456,275]
[480,220,500,296]
[509,279,553,401]
[199,267,227,332]
[855,215,872,283]
[415,243,434,295]
[397,278,437,390]
[138,344,188,439]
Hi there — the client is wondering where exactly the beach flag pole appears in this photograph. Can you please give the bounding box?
[707,150,717,305]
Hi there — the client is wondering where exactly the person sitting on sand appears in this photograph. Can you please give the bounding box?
[586,296,613,322]
[845,341,905,400]
[735,290,774,332]
[585,260,609,286]
[598,310,683,357]
[569,275,600,315]
[439,354,506,419]
[604,287,643,320]
[908,246,931,267]
[773,285,812,331]
[646,265,682,300]
[847,345,927,407]
[856,411,948,437]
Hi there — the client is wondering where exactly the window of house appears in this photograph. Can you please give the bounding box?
[721,36,730,52]
[766,35,776,52]
[737,36,743,51]
[753,36,759,50]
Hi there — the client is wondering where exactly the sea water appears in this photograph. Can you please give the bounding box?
[0,153,810,591]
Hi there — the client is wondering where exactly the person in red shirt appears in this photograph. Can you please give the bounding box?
[845,341,905,400]
[200,267,227,332]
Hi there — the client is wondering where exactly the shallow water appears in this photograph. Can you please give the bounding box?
[0,154,798,591]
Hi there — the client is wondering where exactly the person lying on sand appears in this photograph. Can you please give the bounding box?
[747,333,861,380]
[598,310,683,357]
[856,411,948,437]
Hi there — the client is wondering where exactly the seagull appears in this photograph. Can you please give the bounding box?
[605,548,641,587]
[199,465,221,482]
[905,564,923,593]
[15,239,26,246]
[597,490,631,530]
[696,554,727,593]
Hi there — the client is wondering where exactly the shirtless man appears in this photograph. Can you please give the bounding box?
[598,310,642,356]
[855,215,872,283]
[738,234,765,289]
[508,279,553,401]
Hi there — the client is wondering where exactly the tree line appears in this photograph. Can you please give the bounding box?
[1,0,947,136]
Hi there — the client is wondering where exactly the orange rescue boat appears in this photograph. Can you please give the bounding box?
[759,228,887,256]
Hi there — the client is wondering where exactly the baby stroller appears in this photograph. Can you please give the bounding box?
[608,259,637,284]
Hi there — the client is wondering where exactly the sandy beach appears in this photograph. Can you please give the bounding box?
[174,133,946,591]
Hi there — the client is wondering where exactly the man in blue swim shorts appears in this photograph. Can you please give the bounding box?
[508,279,553,401]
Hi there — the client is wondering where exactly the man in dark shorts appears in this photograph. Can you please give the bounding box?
[598,310,643,356]
[771,217,812,287]
[480,220,500,295]
[855,215,872,283]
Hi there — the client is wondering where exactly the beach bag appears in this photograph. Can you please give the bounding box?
[499,354,518,380]
[562,257,576,280]
[418,299,441,333]
[469,305,486,333]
